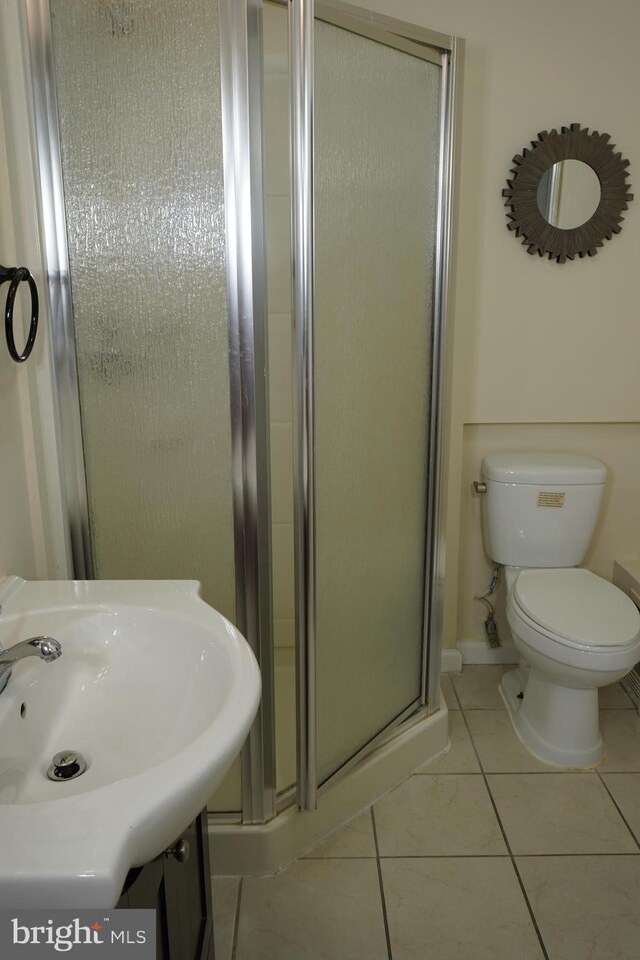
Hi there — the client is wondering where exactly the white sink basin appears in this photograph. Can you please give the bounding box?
[0,576,261,908]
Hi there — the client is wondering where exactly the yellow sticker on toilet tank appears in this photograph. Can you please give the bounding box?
[537,491,565,507]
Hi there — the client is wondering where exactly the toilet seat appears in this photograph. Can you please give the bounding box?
[511,568,640,652]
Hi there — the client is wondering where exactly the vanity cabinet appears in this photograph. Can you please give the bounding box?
[117,811,214,960]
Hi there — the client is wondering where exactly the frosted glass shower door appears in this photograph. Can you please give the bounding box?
[48,0,239,809]
[313,18,442,786]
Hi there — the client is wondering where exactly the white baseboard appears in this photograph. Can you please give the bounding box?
[457,638,518,664]
[441,648,463,673]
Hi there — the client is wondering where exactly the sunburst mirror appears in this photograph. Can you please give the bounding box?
[502,123,633,263]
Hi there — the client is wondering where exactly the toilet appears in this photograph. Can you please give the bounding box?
[480,452,640,768]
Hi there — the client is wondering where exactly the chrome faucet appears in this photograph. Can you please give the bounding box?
[0,636,62,694]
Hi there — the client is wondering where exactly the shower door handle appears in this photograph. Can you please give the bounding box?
[0,264,39,363]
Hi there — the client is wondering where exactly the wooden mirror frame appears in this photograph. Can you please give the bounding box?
[502,123,633,263]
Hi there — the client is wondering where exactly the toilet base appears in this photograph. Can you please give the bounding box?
[500,665,603,768]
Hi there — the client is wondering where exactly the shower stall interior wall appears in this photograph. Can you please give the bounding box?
[0,0,461,850]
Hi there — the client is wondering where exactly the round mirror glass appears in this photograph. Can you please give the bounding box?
[536,159,601,229]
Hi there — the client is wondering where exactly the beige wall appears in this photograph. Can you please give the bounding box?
[347,0,640,650]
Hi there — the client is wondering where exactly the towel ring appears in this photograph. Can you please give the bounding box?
[0,264,39,364]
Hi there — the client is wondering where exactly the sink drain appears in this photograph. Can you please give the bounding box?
[47,750,87,782]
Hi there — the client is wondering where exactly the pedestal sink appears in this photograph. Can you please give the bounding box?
[0,576,261,908]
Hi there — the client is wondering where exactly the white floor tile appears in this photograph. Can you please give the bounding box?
[466,710,571,773]
[450,664,511,709]
[375,774,506,857]
[600,773,640,846]
[518,855,640,960]
[383,857,544,960]
[488,773,637,855]
[304,810,376,858]
[236,859,387,960]
[598,710,640,771]
[212,878,239,960]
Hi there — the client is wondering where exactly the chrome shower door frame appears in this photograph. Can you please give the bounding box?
[290,0,464,810]
[22,0,277,825]
[219,0,276,825]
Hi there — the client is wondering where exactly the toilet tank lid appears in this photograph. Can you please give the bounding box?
[482,453,607,485]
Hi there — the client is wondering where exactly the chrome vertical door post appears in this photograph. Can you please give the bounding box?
[424,38,465,711]
[219,0,277,824]
[290,0,317,812]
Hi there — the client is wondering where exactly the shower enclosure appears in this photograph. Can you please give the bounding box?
[0,0,461,844]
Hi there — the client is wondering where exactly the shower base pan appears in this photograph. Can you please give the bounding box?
[208,699,448,876]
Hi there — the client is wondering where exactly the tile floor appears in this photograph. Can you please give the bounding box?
[213,665,640,960]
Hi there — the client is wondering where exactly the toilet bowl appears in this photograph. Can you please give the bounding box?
[500,567,640,766]
[479,452,640,769]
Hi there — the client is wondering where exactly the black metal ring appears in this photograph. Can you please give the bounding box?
[4,267,39,363]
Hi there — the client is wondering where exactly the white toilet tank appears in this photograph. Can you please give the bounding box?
[481,453,607,568]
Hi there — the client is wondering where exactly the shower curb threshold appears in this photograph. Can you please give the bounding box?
[208,701,448,877]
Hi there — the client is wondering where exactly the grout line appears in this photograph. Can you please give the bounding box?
[377,854,506,862]
[457,707,639,712]
[304,854,378,859]
[414,770,598,776]
[510,851,640,858]
[593,769,640,774]
[376,851,640,859]
[300,851,640,860]
[230,878,243,960]
[371,807,394,960]
[448,770,599,776]
[451,706,638,711]
[413,771,483,776]
[456,689,551,960]
[596,771,640,852]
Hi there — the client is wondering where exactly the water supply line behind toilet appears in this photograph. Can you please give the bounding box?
[475,564,501,648]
